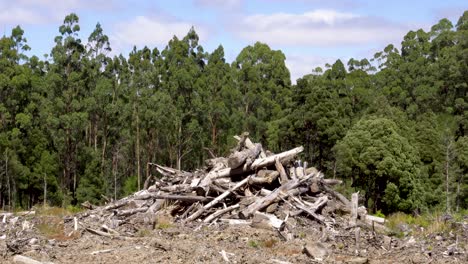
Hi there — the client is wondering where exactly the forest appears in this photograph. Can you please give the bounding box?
[0,11,467,216]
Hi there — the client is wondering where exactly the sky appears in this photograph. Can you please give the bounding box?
[1,0,467,82]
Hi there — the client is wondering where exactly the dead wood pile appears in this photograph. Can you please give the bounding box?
[67,133,382,237]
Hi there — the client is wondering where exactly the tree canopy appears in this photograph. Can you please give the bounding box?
[0,11,467,214]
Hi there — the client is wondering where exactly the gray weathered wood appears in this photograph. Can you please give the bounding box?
[251,146,304,170]
[228,143,261,169]
[349,192,359,226]
[134,193,210,203]
[186,176,251,222]
[203,204,240,223]
[275,157,289,183]
[239,179,297,219]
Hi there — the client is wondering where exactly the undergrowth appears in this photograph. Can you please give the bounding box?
[385,210,466,238]
[34,205,82,240]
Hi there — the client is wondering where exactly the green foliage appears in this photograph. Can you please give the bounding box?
[76,150,106,205]
[335,116,422,213]
[248,240,259,248]
[0,11,467,215]
[374,210,385,218]
[122,176,138,196]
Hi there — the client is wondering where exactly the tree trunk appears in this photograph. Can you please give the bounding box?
[94,119,98,152]
[134,102,141,191]
[43,173,47,207]
[456,173,462,212]
[177,122,182,171]
[113,153,117,201]
[445,141,451,213]
[101,134,107,176]
[5,150,10,210]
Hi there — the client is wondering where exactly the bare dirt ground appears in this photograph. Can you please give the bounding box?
[1,212,466,264]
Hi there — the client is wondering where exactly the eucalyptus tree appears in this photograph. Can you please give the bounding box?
[232,42,291,151]
[47,13,88,203]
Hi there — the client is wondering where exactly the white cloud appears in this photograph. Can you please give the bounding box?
[286,54,337,83]
[111,16,210,52]
[194,0,242,10]
[0,7,49,25]
[0,0,115,25]
[233,9,410,46]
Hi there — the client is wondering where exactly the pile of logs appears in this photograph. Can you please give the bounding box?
[72,133,381,236]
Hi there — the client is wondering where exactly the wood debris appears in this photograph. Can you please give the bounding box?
[68,133,371,236]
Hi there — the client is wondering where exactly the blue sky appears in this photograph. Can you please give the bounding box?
[1,0,466,81]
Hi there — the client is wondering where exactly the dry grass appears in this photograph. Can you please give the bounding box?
[154,213,174,229]
[35,206,80,240]
[386,211,454,238]
[275,245,303,256]
[261,238,278,248]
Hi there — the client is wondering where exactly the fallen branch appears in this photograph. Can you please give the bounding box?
[186,176,251,222]
[134,193,210,203]
[203,204,240,223]
[250,146,304,170]
[12,255,49,264]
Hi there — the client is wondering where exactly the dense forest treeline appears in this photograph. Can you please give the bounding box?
[0,12,467,215]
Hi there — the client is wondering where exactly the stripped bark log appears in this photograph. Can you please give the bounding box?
[234,134,266,158]
[251,146,304,170]
[115,207,148,217]
[12,255,46,264]
[349,192,359,227]
[239,172,314,219]
[249,171,279,185]
[219,219,252,225]
[203,204,240,223]
[365,214,385,224]
[103,199,131,211]
[159,184,191,193]
[322,179,342,185]
[186,176,251,222]
[134,193,211,203]
[251,211,285,230]
[228,143,261,169]
[290,195,328,224]
[275,157,288,183]
[198,147,303,194]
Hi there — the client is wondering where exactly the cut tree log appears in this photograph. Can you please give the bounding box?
[365,214,385,224]
[290,195,328,224]
[239,172,314,219]
[275,157,288,183]
[228,143,261,169]
[349,192,359,227]
[234,134,266,158]
[159,184,191,193]
[219,219,252,225]
[134,193,211,203]
[102,199,131,211]
[186,176,251,222]
[115,207,148,217]
[250,146,304,170]
[322,179,342,185]
[203,204,240,223]
[13,255,50,264]
[198,146,303,194]
[249,171,279,185]
[295,161,304,179]
[60,136,367,243]
[251,211,285,230]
